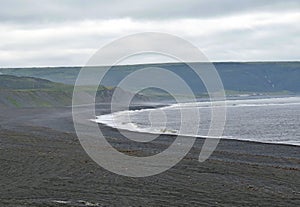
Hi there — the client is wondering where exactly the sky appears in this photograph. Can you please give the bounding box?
[0,0,299,67]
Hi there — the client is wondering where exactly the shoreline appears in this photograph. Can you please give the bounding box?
[97,121,300,148]
[94,97,300,147]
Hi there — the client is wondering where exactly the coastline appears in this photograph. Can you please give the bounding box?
[94,97,300,147]
[97,120,300,148]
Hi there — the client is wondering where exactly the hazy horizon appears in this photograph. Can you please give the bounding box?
[1,60,300,69]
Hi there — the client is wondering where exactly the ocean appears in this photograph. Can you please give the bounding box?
[94,96,300,146]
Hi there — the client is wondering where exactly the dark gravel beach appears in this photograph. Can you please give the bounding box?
[0,106,299,206]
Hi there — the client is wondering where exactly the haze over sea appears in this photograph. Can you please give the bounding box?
[95,96,300,146]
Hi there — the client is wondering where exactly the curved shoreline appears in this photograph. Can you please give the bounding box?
[97,121,300,148]
[93,98,300,147]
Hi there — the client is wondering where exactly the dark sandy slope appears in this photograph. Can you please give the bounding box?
[0,106,299,207]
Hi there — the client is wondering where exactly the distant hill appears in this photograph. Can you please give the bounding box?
[0,75,65,90]
[1,62,299,95]
[0,75,148,108]
[0,75,70,107]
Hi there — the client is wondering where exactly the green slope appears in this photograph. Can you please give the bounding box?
[0,75,148,108]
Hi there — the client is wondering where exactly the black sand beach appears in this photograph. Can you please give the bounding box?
[0,106,299,206]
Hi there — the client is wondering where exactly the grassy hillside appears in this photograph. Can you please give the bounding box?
[0,67,81,85]
[0,90,72,108]
[0,75,72,107]
[0,75,148,108]
[0,75,65,90]
[1,62,299,95]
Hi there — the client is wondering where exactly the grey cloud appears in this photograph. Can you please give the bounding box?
[0,0,299,23]
[0,0,299,67]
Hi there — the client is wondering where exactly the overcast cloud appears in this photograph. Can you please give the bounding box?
[0,0,299,67]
